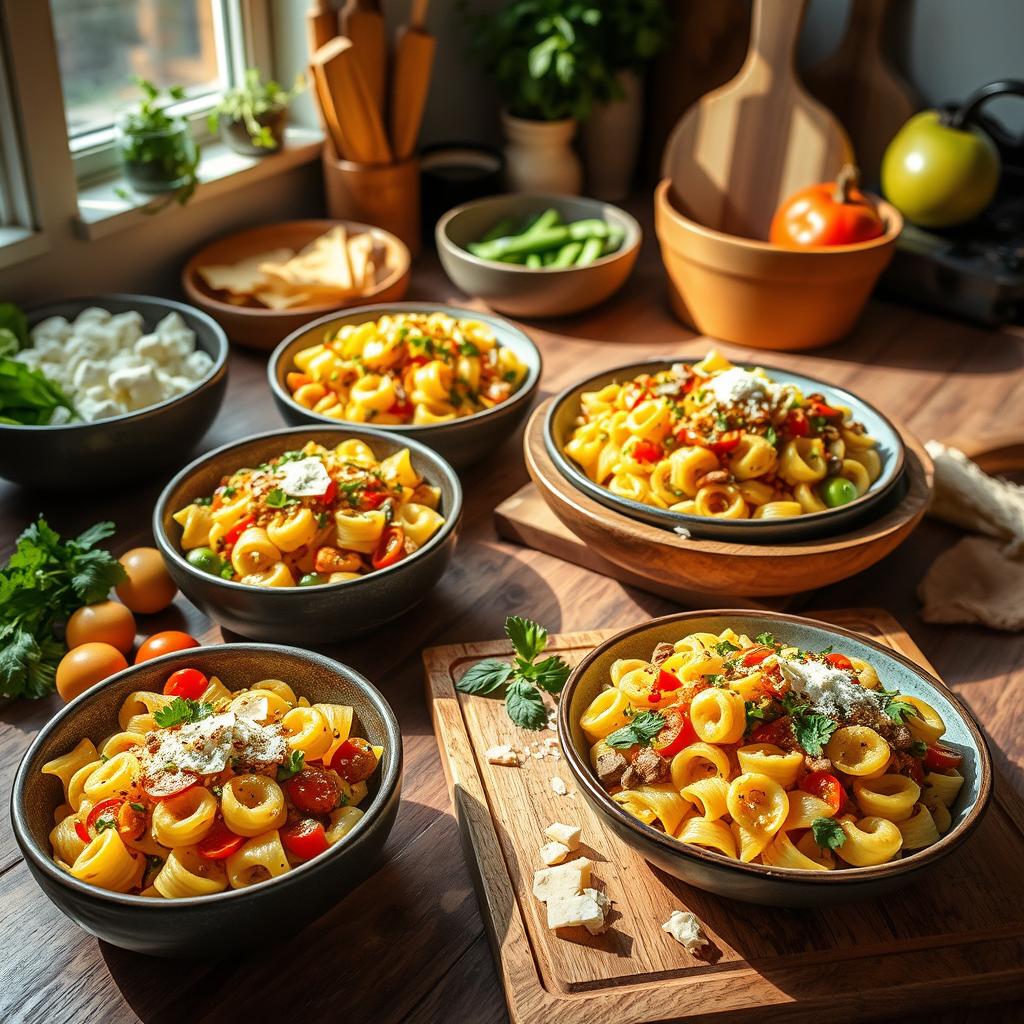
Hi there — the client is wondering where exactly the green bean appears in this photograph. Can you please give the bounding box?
[576,236,604,266]
[551,241,583,267]
[480,217,517,243]
[525,253,543,268]
[524,208,561,235]
[566,219,610,241]
[469,225,570,261]
[602,225,625,254]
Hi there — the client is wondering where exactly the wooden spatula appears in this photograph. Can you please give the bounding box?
[391,0,436,160]
[339,0,387,114]
[313,37,393,165]
[307,0,337,58]
[661,0,852,240]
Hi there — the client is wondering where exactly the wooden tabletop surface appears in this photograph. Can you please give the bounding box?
[2,210,1023,1024]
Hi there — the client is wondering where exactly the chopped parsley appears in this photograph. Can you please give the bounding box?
[910,740,928,758]
[714,640,739,656]
[154,698,215,728]
[459,340,480,356]
[792,711,838,756]
[606,711,666,750]
[764,426,777,446]
[94,814,118,832]
[277,750,305,781]
[755,631,776,646]
[222,486,237,499]
[129,802,146,813]
[703,673,727,688]
[265,488,299,509]
[745,700,771,730]
[810,817,846,850]
[876,687,921,723]
[192,495,213,506]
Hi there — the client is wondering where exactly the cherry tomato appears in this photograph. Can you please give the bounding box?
[631,439,664,464]
[742,645,774,668]
[198,821,245,860]
[783,409,810,438]
[653,669,682,693]
[823,653,853,671]
[55,642,129,703]
[284,768,341,814]
[362,490,388,511]
[924,744,963,771]
[281,818,330,861]
[751,715,793,747]
[74,819,90,844]
[652,707,699,759]
[141,770,199,800]
[708,430,742,457]
[800,771,845,814]
[86,798,123,833]
[65,600,136,655]
[135,631,200,664]
[371,526,406,570]
[163,667,209,700]
[770,164,885,248]
[115,547,178,614]
[329,738,379,783]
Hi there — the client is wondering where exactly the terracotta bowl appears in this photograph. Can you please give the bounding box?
[654,179,902,350]
[12,643,402,956]
[182,219,411,351]
[558,611,992,906]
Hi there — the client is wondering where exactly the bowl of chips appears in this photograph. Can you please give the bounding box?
[182,219,411,350]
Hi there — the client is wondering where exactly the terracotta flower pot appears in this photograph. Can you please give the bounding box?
[502,111,582,195]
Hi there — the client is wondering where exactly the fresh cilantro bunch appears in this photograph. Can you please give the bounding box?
[0,518,127,699]
[455,616,570,730]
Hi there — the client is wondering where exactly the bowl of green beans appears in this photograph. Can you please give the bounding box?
[436,194,641,318]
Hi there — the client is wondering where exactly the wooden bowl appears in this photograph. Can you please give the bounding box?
[654,179,902,350]
[525,399,932,598]
[182,219,411,351]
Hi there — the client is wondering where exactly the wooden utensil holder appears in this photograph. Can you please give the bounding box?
[322,146,421,258]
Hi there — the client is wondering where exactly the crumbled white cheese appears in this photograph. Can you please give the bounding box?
[662,910,709,951]
[777,656,878,717]
[540,841,571,866]
[550,776,568,796]
[706,368,776,407]
[532,858,591,901]
[277,457,332,497]
[485,744,520,767]
[546,889,608,934]
[544,822,581,850]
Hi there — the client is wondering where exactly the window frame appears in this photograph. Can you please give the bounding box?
[0,9,34,232]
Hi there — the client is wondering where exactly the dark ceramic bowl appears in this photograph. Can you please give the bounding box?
[0,294,228,490]
[153,425,462,642]
[11,643,402,957]
[267,302,542,469]
[558,610,992,908]
[545,359,906,543]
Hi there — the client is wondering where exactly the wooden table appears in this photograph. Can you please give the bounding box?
[2,216,1023,1024]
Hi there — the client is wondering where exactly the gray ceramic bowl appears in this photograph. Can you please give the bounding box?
[558,610,992,907]
[153,425,462,642]
[436,193,641,318]
[0,294,229,490]
[267,302,542,469]
[11,643,402,957]
[545,359,907,543]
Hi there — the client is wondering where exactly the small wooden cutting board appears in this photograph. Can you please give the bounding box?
[425,610,1024,1024]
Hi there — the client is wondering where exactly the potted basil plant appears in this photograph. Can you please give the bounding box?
[208,68,306,157]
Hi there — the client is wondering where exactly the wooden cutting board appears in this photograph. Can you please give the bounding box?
[425,610,1024,1024]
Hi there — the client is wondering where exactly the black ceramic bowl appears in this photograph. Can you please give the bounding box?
[267,302,542,469]
[558,611,992,907]
[153,425,462,643]
[11,644,402,957]
[545,359,907,543]
[0,294,229,490]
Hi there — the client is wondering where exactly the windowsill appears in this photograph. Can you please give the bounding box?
[0,226,49,270]
[74,126,323,241]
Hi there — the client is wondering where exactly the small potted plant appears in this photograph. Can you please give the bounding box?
[462,1,613,195]
[116,78,199,202]
[208,68,306,157]
[583,0,671,200]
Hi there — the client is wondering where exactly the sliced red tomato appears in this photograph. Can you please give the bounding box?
[141,770,199,800]
[222,516,255,556]
[372,525,406,570]
[387,397,414,419]
[652,707,699,759]
[86,797,123,833]
[742,645,774,668]
[329,738,379,783]
[653,669,682,693]
[631,439,664,464]
[924,744,963,771]
[163,667,208,700]
[74,819,90,844]
[823,652,853,671]
[809,400,843,420]
[708,430,742,456]
[318,479,338,505]
[198,820,245,860]
[361,490,388,511]
[674,426,707,448]
[751,715,793,747]
[281,818,330,861]
[800,771,845,814]
[783,409,810,438]
[284,768,341,814]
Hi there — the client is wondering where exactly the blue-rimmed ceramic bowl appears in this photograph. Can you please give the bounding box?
[544,359,907,543]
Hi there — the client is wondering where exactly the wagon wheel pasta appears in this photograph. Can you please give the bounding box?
[581,625,966,870]
[563,349,883,521]
[173,439,445,587]
[285,310,528,425]
[42,666,383,897]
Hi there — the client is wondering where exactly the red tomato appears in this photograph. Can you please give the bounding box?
[742,645,774,668]
[371,526,406,570]
[652,707,699,759]
[198,821,245,860]
[800,771,845,814]
[284,768,341,814]
[675,427,706,448]
[281,818,330,861]
[924,744,963,771]
[751,715,793,747]
[86,798,122,833]
[823,653,853,671]
[74,819,90,844]
[329,738,379,783]
[783,410,810,438]
[135,631,200,664]
[361,490,388,511]
[709,430,742,456]
[387,397,414,419]
[770,165,885,248]
[809,400,843,420]
[318,479,338,505]
[163,667,208,700]
[222,516,255,556]
[141,770,199,800]
[631,439,664,464]
[653,669,682,693]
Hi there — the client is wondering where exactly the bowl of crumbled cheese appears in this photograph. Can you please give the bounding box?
[0,294,228,490]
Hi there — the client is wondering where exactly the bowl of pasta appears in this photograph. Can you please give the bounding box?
[558,611,991,907]
[152,426,461,642]
[267,303,542,469]
[545,350,907,542]
[11,643,402,956]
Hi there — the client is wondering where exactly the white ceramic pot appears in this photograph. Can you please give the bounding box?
[582,70,643,201]
[502,111,582,195]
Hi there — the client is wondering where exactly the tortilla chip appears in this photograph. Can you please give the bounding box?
[259,226,355,294]
[253,288,316,309]
[197,247,294,295]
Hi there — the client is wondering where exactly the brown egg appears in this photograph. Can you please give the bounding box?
[55,642,129,703]
[65,600,137,654]
[115,547,178,614]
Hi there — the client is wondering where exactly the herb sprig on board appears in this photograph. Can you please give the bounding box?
[455,616,570,730]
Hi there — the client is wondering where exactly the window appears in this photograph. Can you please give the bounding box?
[0,17,32,233]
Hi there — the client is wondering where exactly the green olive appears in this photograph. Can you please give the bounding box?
[299,573,325,587]
[823,477,859,508]
[187,547,225,575]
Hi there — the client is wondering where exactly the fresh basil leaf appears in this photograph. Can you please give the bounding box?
[606,710,666,750]
[455,659,513,695]
[505,679,548,730]
[530,655,570,695]
[505,615,547,662]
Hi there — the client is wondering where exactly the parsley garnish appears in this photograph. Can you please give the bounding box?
[810,817,846,850]
[454,616,570,731]
[755,631,776,646]
[459,340,480,356]
[94,814,118,832]
[744,700,771,730]
[792,712,838,756]
[606,711,667,750]
[266,488,299,509]
[129,802,146,813]
[277,750,305,781]
[154,698,215,728]
[910,740,928,758]
[703,673,726,688]
[714,640,739,656]
[222,486,237,499]
[764,426,777,446]
[876,687,920,723]
[192,495,213,506]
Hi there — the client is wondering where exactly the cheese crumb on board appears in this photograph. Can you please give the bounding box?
[485,744,520,767]
[532,858,591,901]
[543,822,581,850]
[662,910,709,952]
[546,889,607,935]
[550,776,568,796]
[540,841,570,866]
